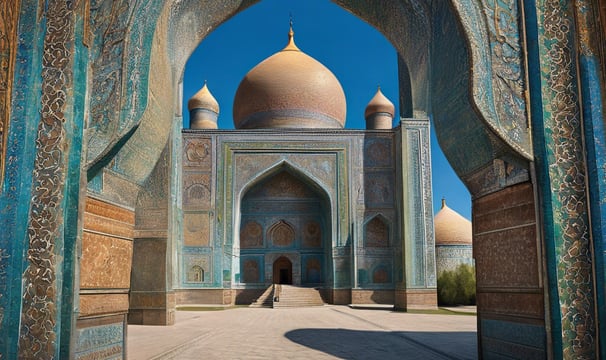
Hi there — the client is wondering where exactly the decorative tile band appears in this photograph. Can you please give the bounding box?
[18,0,75,358]
[538,0,596,357]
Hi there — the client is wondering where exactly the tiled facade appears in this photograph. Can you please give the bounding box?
[176,127,435,306]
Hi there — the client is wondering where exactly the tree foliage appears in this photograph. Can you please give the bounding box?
[437,264,476,306]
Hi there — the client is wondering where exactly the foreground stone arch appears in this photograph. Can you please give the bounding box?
[0,0,605,359]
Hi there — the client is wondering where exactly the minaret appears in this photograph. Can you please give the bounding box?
[187,81,219,129]
[364,86,395,129]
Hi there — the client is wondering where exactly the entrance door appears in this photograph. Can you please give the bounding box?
[273,257,292,284]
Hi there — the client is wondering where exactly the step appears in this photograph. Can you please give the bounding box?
[273,285,324,308]
[250,285,275,308]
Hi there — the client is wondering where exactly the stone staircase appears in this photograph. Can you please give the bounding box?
[272,285,324,308]
[249,285,275,308]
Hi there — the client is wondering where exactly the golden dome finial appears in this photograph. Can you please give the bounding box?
[284,14,299,51]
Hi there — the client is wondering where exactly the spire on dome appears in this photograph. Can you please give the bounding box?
[283,15,299,51]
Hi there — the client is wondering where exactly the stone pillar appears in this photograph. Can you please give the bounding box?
[129,146,176,325]
[1,1,86,358]
[395,118,437,310]
[574,0,606,357]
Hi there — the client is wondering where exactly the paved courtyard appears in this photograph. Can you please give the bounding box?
[127,306,477,359]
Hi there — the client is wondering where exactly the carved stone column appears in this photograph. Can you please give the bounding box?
[530,0,599,357]
[395,118,437,310]
[13,1,85,358]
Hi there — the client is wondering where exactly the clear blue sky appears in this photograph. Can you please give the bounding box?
[182,0,472,219]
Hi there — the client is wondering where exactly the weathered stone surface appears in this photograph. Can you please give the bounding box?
[477,292,544,320]
[0,0,19,186]
[80,232,133,289]
[183,212,210,247]
[473,182,546,356]
[394,289,438,310]
[79,294,130,318]
[84,198,135,239]
[351,290,394,304]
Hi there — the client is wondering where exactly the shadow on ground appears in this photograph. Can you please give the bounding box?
[285,328,477,360]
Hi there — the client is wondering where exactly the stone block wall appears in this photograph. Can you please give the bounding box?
[473,182,546,358]
[75,196,135,359]
[351,290,394,304]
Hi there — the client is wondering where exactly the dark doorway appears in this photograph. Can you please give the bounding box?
[273,257,293,284]
[280,269,289,284]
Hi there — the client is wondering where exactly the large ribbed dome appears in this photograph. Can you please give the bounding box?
[434,199,472,245]
[233,27,346,129]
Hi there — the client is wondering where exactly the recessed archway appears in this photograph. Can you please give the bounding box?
[238,164,331,289]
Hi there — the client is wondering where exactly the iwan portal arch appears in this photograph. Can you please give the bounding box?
[0,1,605,359]
[238,164,331,288]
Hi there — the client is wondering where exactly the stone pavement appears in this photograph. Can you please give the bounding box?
[127,306,477,360]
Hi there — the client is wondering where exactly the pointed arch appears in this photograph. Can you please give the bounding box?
[238,160,332,205]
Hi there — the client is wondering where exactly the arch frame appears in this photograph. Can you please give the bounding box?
[214,136,350,289]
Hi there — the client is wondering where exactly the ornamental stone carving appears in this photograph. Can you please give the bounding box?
[183,138,211,168]
[269,220,295,247]
[302,221,322,248]
[240,221,263,248]
[183,212,210,247]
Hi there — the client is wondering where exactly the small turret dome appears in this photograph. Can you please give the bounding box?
[188,82,219,129]
[233,26,346,129]
[365,87,395,130]
[434,199,472,245]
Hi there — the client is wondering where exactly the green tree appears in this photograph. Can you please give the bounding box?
[437,264,476,306]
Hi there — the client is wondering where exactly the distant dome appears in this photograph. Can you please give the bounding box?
[434,199,472,245]
[364,87,395,119]
[233,27,346,129]
[188,82,219,129]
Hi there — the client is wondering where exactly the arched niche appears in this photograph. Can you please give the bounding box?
[237,164,331,287]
